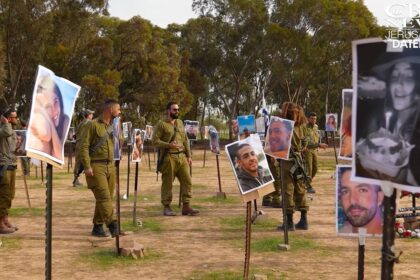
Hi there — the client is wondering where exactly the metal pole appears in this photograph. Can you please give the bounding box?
[243,201,252,279]
[41,161,44,185]
[202,146,206,168]
[147,144,151,171]
[126,144,131,198]
[279,159,288,245]
[331,131,338,165]
[381,189,397,280]
[45,164,53,280]
[21,163,31,209]
[115,160,121,256]
[216,154,222,193]
[133,162,139,225]
[358,228,366,280]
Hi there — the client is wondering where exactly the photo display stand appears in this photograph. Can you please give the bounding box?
[125,143,131,199]
[358,228,367,280]
[19,159,31,209]
[115,159,121,255]
[330,131,338,165]
[215,153,226,199]
[278,160,289,250]
[202,145,206,168]
[45,163,53,280]
[132,161,140,226]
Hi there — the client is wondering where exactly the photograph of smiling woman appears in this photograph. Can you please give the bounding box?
[352,38,420,192]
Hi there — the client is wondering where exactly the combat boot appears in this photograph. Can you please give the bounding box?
[182,203,199,216]
[163,205,176,216]
[72,177,82,187]
[277,213,295,231]
[91,224,109,237]
[3,215,18,231]
[107,220,119,237]
[295,211,309,230]
[0,216,15,234]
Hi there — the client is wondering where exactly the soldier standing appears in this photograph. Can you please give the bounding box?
[0,108,19,234]
[80,100,120,237]
[153,101,199,216]
[72,109,94,187]
[304,112,328,193]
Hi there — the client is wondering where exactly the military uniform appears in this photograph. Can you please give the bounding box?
[73,118,90,180]
[0,122,17,233]
[283,125,309,214]
[262,155,282,207]
[305,123,321,180]
[80,117,116,229]
[153,118,192,207]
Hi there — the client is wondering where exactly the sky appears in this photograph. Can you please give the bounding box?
[108,0,420,28]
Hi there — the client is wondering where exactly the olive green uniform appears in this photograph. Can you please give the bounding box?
[0,123,17,217]
[73,118,90,177]
[262,155,281,205]
[153,118,192,206]
[282,125,309,214]
[80,117,115,226]
[304,123,320,180]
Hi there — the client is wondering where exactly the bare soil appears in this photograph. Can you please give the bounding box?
[1,147,419,280]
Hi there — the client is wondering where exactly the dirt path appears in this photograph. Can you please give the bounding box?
[0,148,419,280]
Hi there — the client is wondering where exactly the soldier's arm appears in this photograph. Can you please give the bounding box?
[80,121,94,170]
[152,121,170,149]
[182,122,192,158]
[0,122,13,138]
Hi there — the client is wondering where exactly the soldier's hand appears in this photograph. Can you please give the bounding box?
[187,157,192,166]
[85,168,94,176]
[0,115,8,123]
[169,141,180,149]
[319,143,328,149]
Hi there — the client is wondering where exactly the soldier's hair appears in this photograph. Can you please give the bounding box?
[166,101,178,110]
[308,112,317,117]
[2,107,16,118]
[102,99,119,110]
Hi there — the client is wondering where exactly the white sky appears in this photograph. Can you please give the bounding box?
[108,0,420,28]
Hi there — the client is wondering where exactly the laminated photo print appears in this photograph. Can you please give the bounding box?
[336,165,383,237]
[325,113,338,132]
[26,65,81,167]
[184,120,199,141]
[113,117,123,161]
[225,134,274,195]
[237,115,256,140]
[202,125,209,140]
[352,38,420,192]
[67,127,76,143]
[338,89,353,160]
[209,125,220,154]
[145,125,153,141]
[264,116,294,160]
[14,130,27,157]
[122,122,132,144]
[131,128,144,163]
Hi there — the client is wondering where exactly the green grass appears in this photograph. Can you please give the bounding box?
[120,219,142,232]
[137,218,165,233]
[186,269,285,280]
[219,216,279,231]
[0,237,22,249]
[9,207,44,217]
[79,248,163,268]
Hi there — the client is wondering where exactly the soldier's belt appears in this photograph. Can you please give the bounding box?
[91,159,112,164]
[168,151,185,154]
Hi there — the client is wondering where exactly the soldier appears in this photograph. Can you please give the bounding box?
[277,102,309,231]
[0,108,19,234]
[72,109,94,187]
[304,112,328,193]
[80,100,119,237]
[153,101,199,216]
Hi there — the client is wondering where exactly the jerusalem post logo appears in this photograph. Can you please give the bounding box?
[384,4,420,48]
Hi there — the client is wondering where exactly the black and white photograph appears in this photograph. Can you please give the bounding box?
[122,121,132,143]
[113,116,122,160]
[352,38,420,192]
[184,120,199,140]
[225,134,274,195]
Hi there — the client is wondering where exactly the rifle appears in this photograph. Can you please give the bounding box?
[289,151,313,190]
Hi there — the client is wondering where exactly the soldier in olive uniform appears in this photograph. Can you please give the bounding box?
[72,109,94,187]
[277,102,309,231]
[80,100,120,237]
[304,112,328,193]
[153,101,199,216]
[0,108,19,234]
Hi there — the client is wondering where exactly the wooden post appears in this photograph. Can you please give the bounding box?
[243,201,252,279]
[126,144,131,198]
[133,162,139,225]
[381,189,397,280]
[115,160,121,256]
[45,164,53,280]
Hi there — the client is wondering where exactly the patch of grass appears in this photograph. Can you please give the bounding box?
[79,248,163,268]
[195,196,240,204]
[120,220,142,233]
[139,218,165,233]
[0,237,22,249]
[187,269,284,280]
[9,207,43,217]
[219,216,279,231]
[191,183,209,189]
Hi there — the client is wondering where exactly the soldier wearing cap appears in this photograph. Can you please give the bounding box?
[72,109,94,187]
[153,101,199,216]
[80,100,120,237]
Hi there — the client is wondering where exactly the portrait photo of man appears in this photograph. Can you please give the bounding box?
[226,134,274,194]
[264,116,294,160]
[184,120,199,141]
[336,165,383,235]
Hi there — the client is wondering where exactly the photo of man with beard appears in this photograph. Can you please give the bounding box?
[264,116,293,160]
[336,165,384,235]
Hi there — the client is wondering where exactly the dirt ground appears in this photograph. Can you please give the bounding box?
[1,147,419,280]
